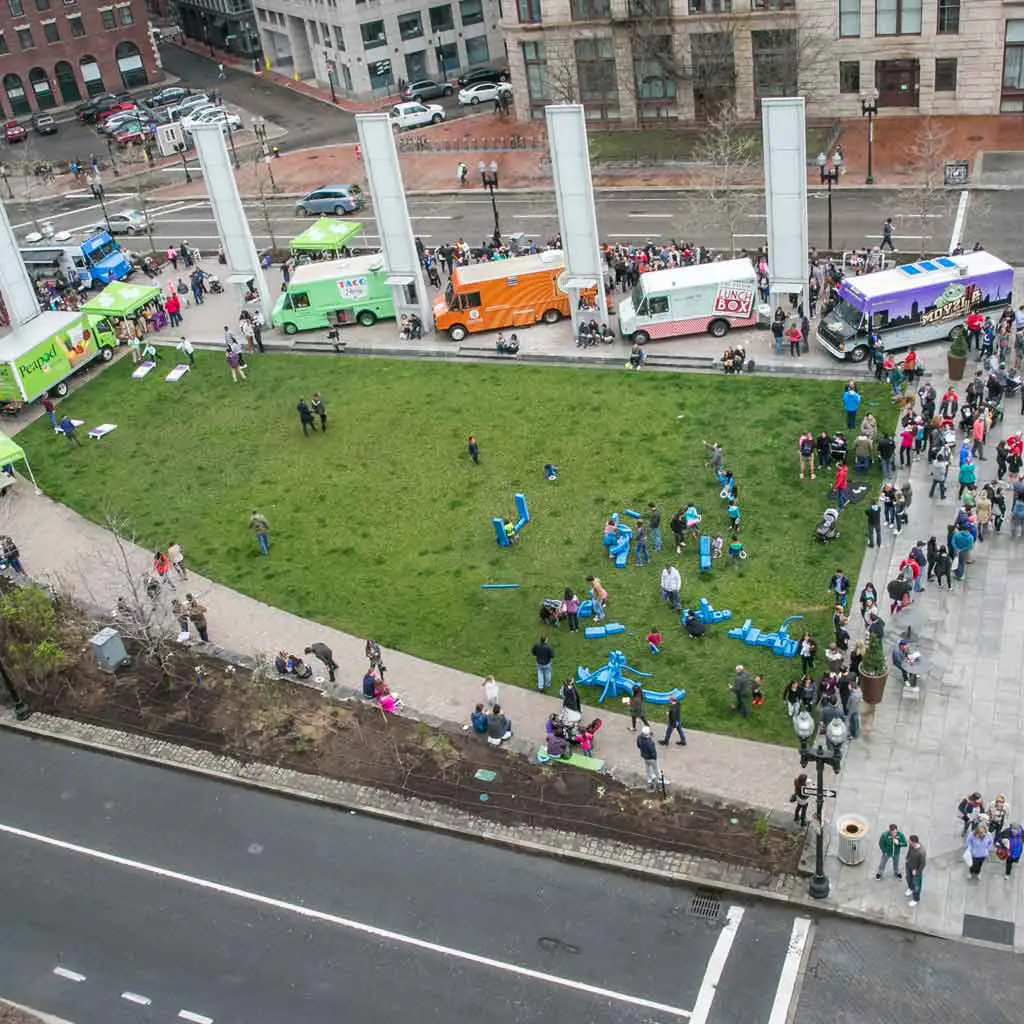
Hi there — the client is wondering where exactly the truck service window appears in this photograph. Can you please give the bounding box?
[648,296,669,314]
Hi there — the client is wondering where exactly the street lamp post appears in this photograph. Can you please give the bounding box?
[0,655,30,721]
[226,121,240,169]
[175,143,193,184]
[861,89,879,186]
[817,150,843,252]
[89,175,112,232]
[479,160,500,246]
[794,710,847,900]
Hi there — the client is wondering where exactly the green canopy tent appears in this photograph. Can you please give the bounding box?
[81,281,163,320]
[0,430,40,494]
[289,218,364,256]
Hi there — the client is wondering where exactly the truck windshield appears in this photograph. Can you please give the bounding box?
[87,238,118,263]
[629,282,644,311]
[828,299,864,335]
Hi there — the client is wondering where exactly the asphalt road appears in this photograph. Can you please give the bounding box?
[1,730,1022,1024]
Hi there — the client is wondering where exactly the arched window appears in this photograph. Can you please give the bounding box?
[28,67,56,111]
[54,61,81,104]
[115,41,147,89]
[3,73,30,116]
[79,55,105,97]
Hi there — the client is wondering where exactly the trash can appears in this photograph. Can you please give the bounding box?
[90,627,129,673]
[836,814,869,866]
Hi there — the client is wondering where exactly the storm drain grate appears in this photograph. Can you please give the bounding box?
[689,891,722,920]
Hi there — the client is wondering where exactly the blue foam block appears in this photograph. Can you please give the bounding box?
[492,517,510,547]
[514,493,529,526]
[727,619,753,640]
[614,551,628,569]
[584,626,607,639]
[623,509,643,519]
[578,599,594,617]
[603,623,625,635]
[641,687,686,705]
[481,583,520,589]
[698,535,712,571]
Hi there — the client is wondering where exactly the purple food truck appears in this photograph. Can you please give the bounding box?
[817,252,1014,361]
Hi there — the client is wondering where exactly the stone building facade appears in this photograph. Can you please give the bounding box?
[502,0,1015,124]
[0,0,159,116]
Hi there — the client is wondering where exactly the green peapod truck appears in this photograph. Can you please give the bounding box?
[0,310,117,405]
[272,254,396,334]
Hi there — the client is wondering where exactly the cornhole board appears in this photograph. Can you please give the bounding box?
[88,423,117,440]
[165,364,190,382]
[535,746,605,771]
[132,361,157,380]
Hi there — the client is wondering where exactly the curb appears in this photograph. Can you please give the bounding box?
[0,707,997,950]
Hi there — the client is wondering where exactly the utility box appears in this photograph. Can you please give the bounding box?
[90,627,129,673]
[156,122,187,158]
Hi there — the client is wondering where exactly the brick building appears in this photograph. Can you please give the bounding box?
[0,0,160,117]
[502,0,1016,125]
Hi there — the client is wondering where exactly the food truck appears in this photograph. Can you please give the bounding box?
[272,255,395,333]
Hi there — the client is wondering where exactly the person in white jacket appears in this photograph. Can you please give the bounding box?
[660,564,681,611]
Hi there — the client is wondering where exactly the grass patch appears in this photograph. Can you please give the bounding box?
[588,125,835,164]
[22,354,889,744]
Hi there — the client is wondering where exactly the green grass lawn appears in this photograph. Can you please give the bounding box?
[23,354,890,744]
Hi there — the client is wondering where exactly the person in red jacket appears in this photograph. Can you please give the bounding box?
[966,311,984,352]
[834,462,850,509]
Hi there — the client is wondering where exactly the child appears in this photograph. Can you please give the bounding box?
[467,435,480,464]
[728,536,746,561]
[503,520,519,545]
[727,500,741,531]
[586,574,607,622]
[752,674,765,707]
[482,674,500,710]
[646,628,662,655]
[470,703,489,734]
[561,588,580,631]
[711,534,724,559]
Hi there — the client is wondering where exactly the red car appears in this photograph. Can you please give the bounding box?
[95,101,136,123]
[114,126,152,146]
[4,121,26,143]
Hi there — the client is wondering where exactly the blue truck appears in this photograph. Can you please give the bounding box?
[21,230,133,291]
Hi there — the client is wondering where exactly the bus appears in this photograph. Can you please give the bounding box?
[817,252,1014,362]
[272,255,394,334]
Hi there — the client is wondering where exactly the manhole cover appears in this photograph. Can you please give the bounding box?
[689,891,722,920]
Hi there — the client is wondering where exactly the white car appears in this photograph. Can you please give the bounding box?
[180,105,220,131]
[457,82,512,106]
[84,209,151,236]
[185,108,243,134]
[389,101,445,130]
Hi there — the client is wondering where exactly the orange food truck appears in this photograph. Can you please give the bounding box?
[433,250,583,341]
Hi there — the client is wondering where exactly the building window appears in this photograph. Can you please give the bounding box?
[398,11,423,39]
[361,20,386,49]
[752,29,798,99]
[429,4,454,31]
[368,57,393,89]
[839,60,859,93]
[35,0,50,9]
[522,40,549,109]
[17,27,34,50]
[0,32,7,54]
[100,8,115,29]
[118,5,133,25]
[116,40,147,88]
[465,34,488,64]
[629,0,670,14]
[460,0,483,24]
[839,0,860,37]
[936,0,959,34]
[29,66,55,108]
[574,36,619,119]
[79,54,105,96]
[333,24,345,49]
[689,0,732,10]
[935,57,957,91]
[875,0,921,36]
[634,37,676,105]
[7,0,23,15]
[1003,21,1024,109]
[750,0,794,8]
[55,59,80,101]
[67,13,85,36]
[517,0,541,22]
[43,20,59,42]
[691,30,735,118]
[3,72,29,114]
[571,0,610,18]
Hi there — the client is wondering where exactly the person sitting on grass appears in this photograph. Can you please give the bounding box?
[503,519,519,545]
[471,703,489,735]
[646,628,662,654]
[684,610,705,639]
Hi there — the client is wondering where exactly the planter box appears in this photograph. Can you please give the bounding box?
[859,667,888,705]
[947,353,968,381]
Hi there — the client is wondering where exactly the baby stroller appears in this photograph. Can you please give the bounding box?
[539,597,563,627]
[815,507,840,543]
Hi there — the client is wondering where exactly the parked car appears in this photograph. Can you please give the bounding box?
[145,86,191,107]
[184,109,242,135]
[85,209,150,235]
[168,95,214,122]
[99,110,149,135]
[180,105,223,131]
[4,121,27,143]
[389,101,445,130]
[113,125,156,146]
[457,82,512,106]
[76,92,132,122]
[95,101,137,124]
[457,67,509,89]
[30,113,57,135]
[294,184,364,216]
[402,79,454,101]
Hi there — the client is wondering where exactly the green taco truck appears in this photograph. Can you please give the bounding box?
[0,310,117,405]
[273,254,395,334]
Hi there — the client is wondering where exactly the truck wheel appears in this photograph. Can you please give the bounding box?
[448,324,467,342]
[849,345,869,363]
[100,346,114,362]
[53,381,69,398]
[283,322,298,335]
[632,330,650,345]
[708,319,729,339]
[356,310,377,327]
[541,308,560,324]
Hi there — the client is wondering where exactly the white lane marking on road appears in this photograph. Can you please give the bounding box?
[628,213,670,218]
[121,992,153,1006]
[147,201,202,217]
[178,1011,213,1024]
[767,917,812,1024]
[606,232,663,238]
[411,215,454,220]
[864,234,930,240]
[949,190,970,253]
[688,905,744,1024]
[0,821,690,1019]
[52,967,86,982]
[12,202,106,229]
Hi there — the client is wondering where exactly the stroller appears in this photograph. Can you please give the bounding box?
[815,507,840,543]
[539,597,563,627]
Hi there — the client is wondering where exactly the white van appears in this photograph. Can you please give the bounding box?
[618,258,769,343]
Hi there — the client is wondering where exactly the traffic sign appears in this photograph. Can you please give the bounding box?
[803,786,838,798]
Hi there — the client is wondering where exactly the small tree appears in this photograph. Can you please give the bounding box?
[0,585,68,692]
[252,151,279,254]
[895,119,956,259]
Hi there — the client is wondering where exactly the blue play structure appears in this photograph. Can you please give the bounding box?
[727,614,805,657]
[543,463,558,481]
[698,535,712,571]
[602,512,633,569]
[679,597,732,626]
[492,492,530,547]
[575,650,685,706]
[623,509,643,519]
[584,623,625,639]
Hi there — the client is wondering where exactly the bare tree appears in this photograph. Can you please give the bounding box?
[895,119,957,259]
[252,151,279,254]
[545,39,578,104]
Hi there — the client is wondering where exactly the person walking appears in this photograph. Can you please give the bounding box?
[457,161,468,186]
[929,455,948,499]
[304,642,339,683]
[637,725,660,791]
[586,575,606,622]
[226,348,246,382]
[881,218,895,251]
[0,535,24,576]
[875,822,908,880]
[217,62,226,80]
[561,588,580,632]
[168,541,187,580]
[798,432,816,480]
[1000,823,1024,878]
[829,568,850,609]
[842,383,862,430]
[647,502,662,551]
[792,773,809,826]
[59,414,82,447]
[966,823,995,879]
[467,435,480,464]
[185,593,209,642]
[731,664,752,718]
[532,635,554,690]
[865,500,882,547]
[311,393,327,432]
[41,395,57,430]
[905,835,926,906]
[627,684,649,732]
[250,509,270,556]
[660,693,687,746]
[176,336,195,365]
[560,678,582,724]
[660,563,681,610]
[634,521,650,567]
[297,398,317,436]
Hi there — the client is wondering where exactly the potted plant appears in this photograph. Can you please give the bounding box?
[858,631,888,704]
[947,325,969,381]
